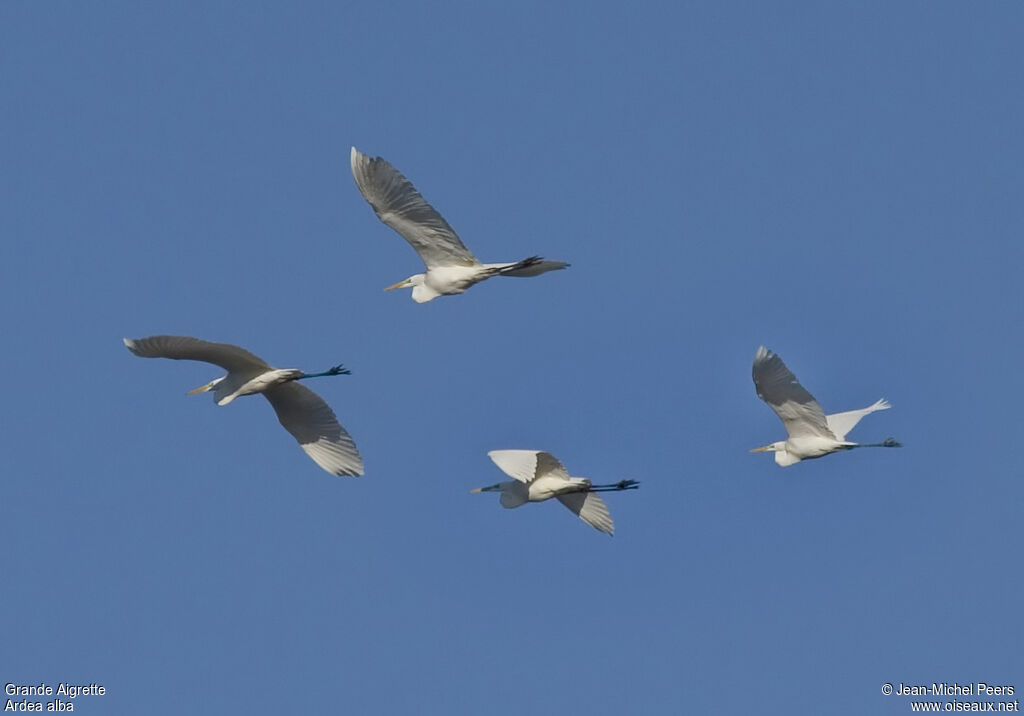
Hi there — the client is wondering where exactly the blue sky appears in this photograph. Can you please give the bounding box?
[2,2,1022,714]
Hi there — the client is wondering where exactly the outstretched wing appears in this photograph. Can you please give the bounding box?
[826,398,891,441]
[752,346,834,439]
[487,449,569,484]
[123,335,270,374]
[350,147,478,268]
[557,492,614,535]
[263,382,364,476]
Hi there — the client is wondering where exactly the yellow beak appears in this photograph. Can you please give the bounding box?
[187,382,214,395]
[749,446,772,453]
[384,279,410,291]
[470,487,484,493]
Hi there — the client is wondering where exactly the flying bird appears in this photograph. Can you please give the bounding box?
[350,146,568,302]
[472,450,639,535]
[123,335,364,476]
[751,346,901,466]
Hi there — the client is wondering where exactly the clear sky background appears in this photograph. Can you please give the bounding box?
[2,2,1021,714]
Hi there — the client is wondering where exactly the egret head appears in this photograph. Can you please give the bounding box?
[384,274,424,292]
[187,378,221,396]
[749,441,785,454]
[471,483,503,494]
[750,441,800,466]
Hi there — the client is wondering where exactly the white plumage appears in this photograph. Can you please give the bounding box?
[751,346,900,466]
[123,335,364,476]
[350,147,568,302]
[473,450,639,535]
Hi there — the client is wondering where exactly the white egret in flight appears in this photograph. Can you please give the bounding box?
[751,346,901,466]
[472,450,639,535]
[350,147,568,302]
[124,335,364,476]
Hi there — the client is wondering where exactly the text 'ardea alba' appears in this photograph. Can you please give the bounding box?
[124,335,364,476]
[350,147,568,302]
[472,450,638,535]
[751,346,901,466]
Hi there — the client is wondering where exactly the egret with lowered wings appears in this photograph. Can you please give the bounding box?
[751,346,901,466]
[350,147,568,302]
[472,450,638,535]
[124,335,364,476]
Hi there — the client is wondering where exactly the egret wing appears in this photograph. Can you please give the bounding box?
[752,346,834,439]
[124,336,270,374]
[350,147,478,268]
[263,382,364,476]
[826,399,891,441]
[499,482,529,509]
[487,450,569,484]
[557,492,614,535]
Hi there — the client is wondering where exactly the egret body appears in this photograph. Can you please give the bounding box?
[124,335,364,476]
[350,147,568,302]
[751,346,900,466]
[472,450,638,535]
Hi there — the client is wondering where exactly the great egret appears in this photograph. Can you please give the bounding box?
[751,346,901,466]
[350,147,568,302]
[472,450,639,535]
[123,335,364,476]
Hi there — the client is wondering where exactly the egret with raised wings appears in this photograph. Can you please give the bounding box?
[350,147,568,302]
[751,346,901,466]
[472,450,638,535]
[124,335,364,476]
